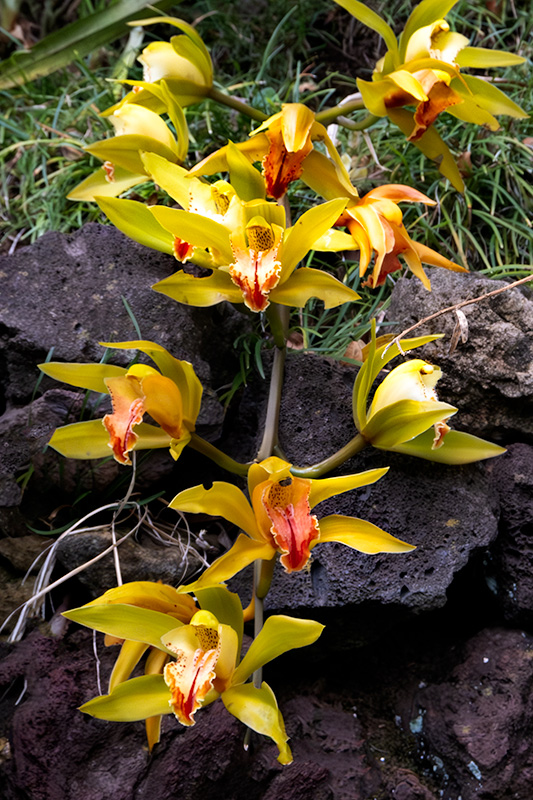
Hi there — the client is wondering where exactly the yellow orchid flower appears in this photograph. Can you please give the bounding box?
[189,103,354,200]
[64,585,324,763]
[332,0,527,189]
[338,185,467,290]
[352,325,506,463]
[68,101,187,202]
[103,16,212,118]
[170,456,413,591]
[302,150,465,289]
[39,340,202,465]
[149,195,360,313]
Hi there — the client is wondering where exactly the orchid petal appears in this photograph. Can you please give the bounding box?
[399,0,458,60]
[300,150,358,201]
[109,640,149,691]
[389,428,506,463]
[39,362,126,393]
[231,615,324,687]
[281,198,347,276]
[456,46,526,68]
[195,587,244,653]
[333,0,399,57]
[86,134,178,175]
[270,267,360,309]
[389,69,428,100]
[67,166,145,202]
[150,207,233,263]
[177,535,276,593]
[63,604,183,652]
[83,581,197,622]
[170,482,260,538]
[222,682,292,765]
[308,467,389,509]
[153,269,245,307]
[98,340,203,427]
[386,108,464,192]
[458,75,528,119]
[140,151,192,207]
[226,141,266,201]
[317,514,415,553]
[48,420,115,459]
[95,196,174,254]
[363,398,457,448]
[80,674,172,721]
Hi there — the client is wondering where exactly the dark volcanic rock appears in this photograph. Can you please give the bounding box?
[386,271,533,442]
[0,222,247,433]
[488,443,533,625]
[408,627,533,800]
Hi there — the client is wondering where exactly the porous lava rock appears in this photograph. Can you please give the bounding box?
[386,271,533,442]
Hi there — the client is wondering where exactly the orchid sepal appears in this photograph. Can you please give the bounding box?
[62,604,184,653]
[388,428,507,463]
[222,682,292,765]
[231,615,324,687]
[80,674,173,722]
[361,398,457,448]
[316,515,415,553]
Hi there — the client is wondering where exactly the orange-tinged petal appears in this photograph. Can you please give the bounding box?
[229,222,283,312]
[410,81,463,140]
[365,184,436,205]
[256,476,320,573]
[140,372,184,439]
[262,127,313,199]
[103,375,145,465]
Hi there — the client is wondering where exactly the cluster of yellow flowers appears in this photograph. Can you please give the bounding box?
[42,0,521,762]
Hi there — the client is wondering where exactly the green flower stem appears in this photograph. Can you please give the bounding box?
[289,433,369,478]
[252,557,276,689]
[207,86,268,123]
[188,433,250,476]
[315,97,367,125]
[336,113,380,131]
[256,305,289,461]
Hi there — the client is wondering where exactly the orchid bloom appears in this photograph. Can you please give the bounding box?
[352,325,506,463]
[189,103,353,200]
[148,194,359,313]
[64,584,323,763]
[68,102,187,202]
[170,456,414,592]
[103,16,212,116]
[40,340,202,464]
[332,0,527,189]
[301,150,465,289]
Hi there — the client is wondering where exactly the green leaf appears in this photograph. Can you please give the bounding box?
[0,0,178,90]
[232,615,324,686]
[389,428,506,463]
[63,603,181,651]
[80,674,172,721]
